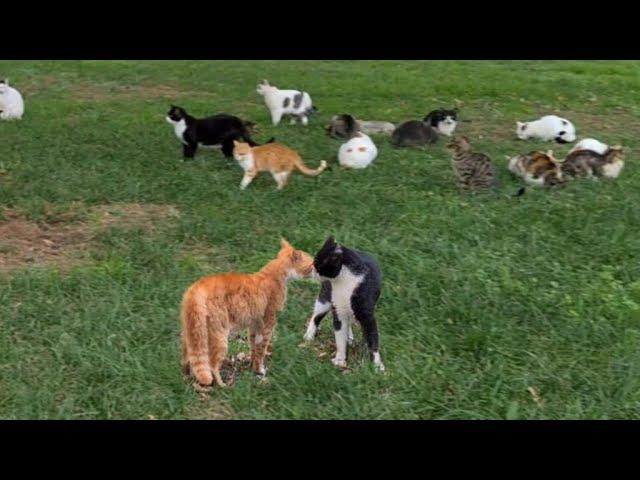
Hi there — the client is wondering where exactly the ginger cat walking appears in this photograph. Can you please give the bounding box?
[180,239,316,389]
[232,140,327,190]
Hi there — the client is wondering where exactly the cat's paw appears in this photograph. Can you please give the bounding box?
[331,357,347,368]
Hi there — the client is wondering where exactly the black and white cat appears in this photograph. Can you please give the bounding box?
[391,108,458,147]
[165,105,272,160]
[304,236,385,371]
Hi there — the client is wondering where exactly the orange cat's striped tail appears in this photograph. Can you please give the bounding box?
[294,157,328,176]
[180,289,214,387]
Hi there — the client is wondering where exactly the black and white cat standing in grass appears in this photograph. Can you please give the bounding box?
[165,105,273,160]
[304,237,385,371]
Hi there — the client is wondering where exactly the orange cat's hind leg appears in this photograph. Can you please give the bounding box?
[181,333,190,376]
[209,333,229,387]
[272,171,291,190]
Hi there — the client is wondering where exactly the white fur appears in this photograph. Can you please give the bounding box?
[569,138,609,155]
[324,266,364,367]
[516,115,576,142]
[338,133,378,169]
[304,300,331,341]
[601,160,624,179]
[0,79,24,120]
[166,117,188,144]
[256,80,313,126]
[435,117,457,137]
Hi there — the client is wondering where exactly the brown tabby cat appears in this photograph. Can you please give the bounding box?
[232,140,328,190]
[561,146,625,180]
[507,150,565,186]
[180,239,316,389]
[446,136,497,191]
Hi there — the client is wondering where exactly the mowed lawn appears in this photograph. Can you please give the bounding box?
[1,60,640,419]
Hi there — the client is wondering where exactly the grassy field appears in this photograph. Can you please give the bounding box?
[1,60,640,419]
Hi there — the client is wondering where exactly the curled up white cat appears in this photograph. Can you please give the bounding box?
[0,79,24,120]
[256,79,316,126]
[516,115,576,143]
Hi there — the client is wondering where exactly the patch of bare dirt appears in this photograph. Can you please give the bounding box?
[0,203,179,272]
[69,83,217,102]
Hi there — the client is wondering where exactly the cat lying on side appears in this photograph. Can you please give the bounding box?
[256,80,317,126]
[0,79,24,120]
[165,106,272,160]
[303,236,385,372]
[181,239,316,389]
[391,108,458,147]
[232,140,327,190]
[516,115,576,143]
[338,132,378,169]
[562,146,625,180]
[508,150,565,186]
[325,114,395,138]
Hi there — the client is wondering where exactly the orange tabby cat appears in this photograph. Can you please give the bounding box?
[180,239,316,389]
[232,140,328,190]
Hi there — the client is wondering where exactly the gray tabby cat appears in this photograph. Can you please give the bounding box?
[446,136,497,191]
[561,146,625,180]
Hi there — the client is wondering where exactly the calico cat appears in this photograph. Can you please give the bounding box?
[303,237,385,372]
[446,136,497,191]
[256,80,317,126]
[165,105,272,160]
[232,140,328,190]
[0,79,24,120]
[181,239,316,389]
[508,150,565,186]
[516,115,576,143]
[325,114,395,138]
[561,146,625,179]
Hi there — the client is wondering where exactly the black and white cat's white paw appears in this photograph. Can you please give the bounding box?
[303,321,317,342]
[347,326,355,346]
[331,356,347,368]
[373,352,385,372]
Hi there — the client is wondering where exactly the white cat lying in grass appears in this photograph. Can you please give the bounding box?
[569,138,608,155]
[516,115,576,143]
[256,79,316,126]
[0,79,24,120]
[338,132,378,169]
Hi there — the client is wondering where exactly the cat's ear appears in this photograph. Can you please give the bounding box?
[322,236,336,250]
[280,238,292,250]
[263,79,270,85]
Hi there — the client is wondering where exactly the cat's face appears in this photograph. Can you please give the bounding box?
[233,141,252,161]
[425,109,458,136]
[256,80,274,96]
[516,122,529,140]
[279,239,316,280]
[606,146,625,162]
[313,236,344,279]
[446,136,472,154]
[166,105,186,125]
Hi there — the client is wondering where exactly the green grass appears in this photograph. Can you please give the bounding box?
[1,60,640,419]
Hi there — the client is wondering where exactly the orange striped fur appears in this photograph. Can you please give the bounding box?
[180,239,315,389]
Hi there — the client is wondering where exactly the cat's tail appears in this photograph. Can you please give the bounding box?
[180,289,214,388]
[294,157,328,176]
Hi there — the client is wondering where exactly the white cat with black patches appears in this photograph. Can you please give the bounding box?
[256,79,316,126]
[516,115,576,143]
[304,237,384,372]
[0,79,24,120]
